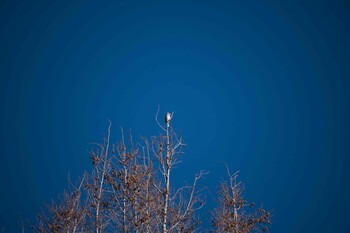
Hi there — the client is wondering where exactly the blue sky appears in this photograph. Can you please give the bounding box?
[0,1,349,232]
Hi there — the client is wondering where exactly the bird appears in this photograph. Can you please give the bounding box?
[165,112,172,127]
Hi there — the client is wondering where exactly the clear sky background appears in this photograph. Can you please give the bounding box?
[0,1,349,232]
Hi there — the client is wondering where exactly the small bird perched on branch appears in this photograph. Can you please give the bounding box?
[165,112,172,127]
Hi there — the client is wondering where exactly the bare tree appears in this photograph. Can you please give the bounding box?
[104,128,160,232]
[83,120,113,232]
[152,109,207,232]
[211,167,271,233]
[83,109,206,233]
[30,110,270,233]
[30,177,87,233]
